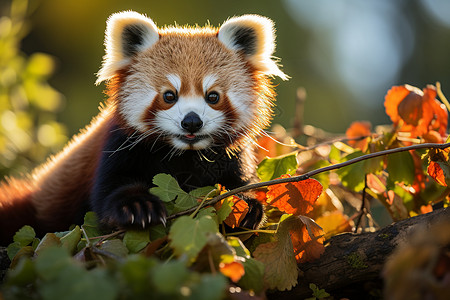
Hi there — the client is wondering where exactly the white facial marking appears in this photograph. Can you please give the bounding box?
[166,74,181,92]
[122,82,157,132]
[154,95,225,150]
[202,74,218,93]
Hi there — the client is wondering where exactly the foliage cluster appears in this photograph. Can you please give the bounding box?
[2,79,450,298]
[0,0,67,177]
[1,0,450,299]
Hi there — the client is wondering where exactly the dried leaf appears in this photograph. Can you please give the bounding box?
[266,175,323,216]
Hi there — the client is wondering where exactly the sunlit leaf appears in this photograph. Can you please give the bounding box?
[214,196,249,228]
[387,151,415,185]
[150,173,186,202]
[384,84,448,137]
[257,152,298,182]
[345,121,372,151]
[266,175,323,216]
[291,215,325,263]
[316,211,352,239]
[169,215,218,262]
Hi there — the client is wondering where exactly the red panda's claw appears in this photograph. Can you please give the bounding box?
[160,216,166,227]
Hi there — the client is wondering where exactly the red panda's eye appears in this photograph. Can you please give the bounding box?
[206,91,220,104]
[163,91,178,104]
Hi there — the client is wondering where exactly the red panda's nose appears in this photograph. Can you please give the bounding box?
[181,112,203,133]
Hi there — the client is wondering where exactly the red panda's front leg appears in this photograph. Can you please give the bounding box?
[90,127,168,229]
[92,182,167,229]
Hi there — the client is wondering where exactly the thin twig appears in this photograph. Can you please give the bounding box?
[167,142,450,220]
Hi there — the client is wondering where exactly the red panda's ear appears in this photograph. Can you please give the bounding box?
[96,11,159,85]
[218,15,288,80]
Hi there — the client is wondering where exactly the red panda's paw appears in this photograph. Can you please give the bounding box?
[99,184,167,229]
[238,196,264,230]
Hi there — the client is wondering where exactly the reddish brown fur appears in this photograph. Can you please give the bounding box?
[0,22,279,244]
[0,178,36,242]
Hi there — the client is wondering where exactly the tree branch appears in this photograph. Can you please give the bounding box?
[268,206,450,299]
[168,142,450,220]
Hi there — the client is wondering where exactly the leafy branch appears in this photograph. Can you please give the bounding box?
[168,142,450,220]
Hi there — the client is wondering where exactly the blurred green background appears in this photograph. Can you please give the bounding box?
[1,0,450,174]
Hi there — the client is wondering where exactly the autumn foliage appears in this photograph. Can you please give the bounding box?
[2,82,450,299]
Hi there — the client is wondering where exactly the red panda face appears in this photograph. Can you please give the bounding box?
[97,11,287,151]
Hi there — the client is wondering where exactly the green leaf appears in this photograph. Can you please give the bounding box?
[13,225,36,246]
[150,173,186,202]
[336,151,366,192]
[83,211,99,227]
[257,152,298,181]
[189,186,216,198]
[188,274,227,300]
[309,283,330,299]
[173,193,198,213]
[169,215,218,262]
[149,224,167,241]
[238,257,265,293]
[82,212,103,243]
[99,239,129,258]
[253,215,299,291]
[120,255,157,295]
[4,257,36,286]
[35,247,117,300]
[150,260,189,294]
[60,225,81,254]
[35,247,72,281]
[34,233,61,255]
[123,230,150,253]
[387,151,415,185]
[7,242,23,260]
[216,197,233,224]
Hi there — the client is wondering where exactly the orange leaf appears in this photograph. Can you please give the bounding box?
[215,196,249,228]
[345,121,372,151]
[384,84,448,138]
[420,204,433,214]
[219,261,245,283]
[266,175,323,216]
[385,85,412,124]
[427,147,450,187]
[428,161,447,187]
[290,216,325,263]
[315,211,352,239]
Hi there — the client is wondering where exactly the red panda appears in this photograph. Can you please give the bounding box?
[0,11,287,245]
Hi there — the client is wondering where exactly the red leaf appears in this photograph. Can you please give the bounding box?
[384,84,448,138]
[266,175,323,216]
[219,261,245,283]
[428,161,447,187]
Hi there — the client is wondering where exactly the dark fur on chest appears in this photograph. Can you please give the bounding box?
[89,124,261,230]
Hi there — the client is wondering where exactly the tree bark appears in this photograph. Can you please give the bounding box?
[268,207,450,299]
